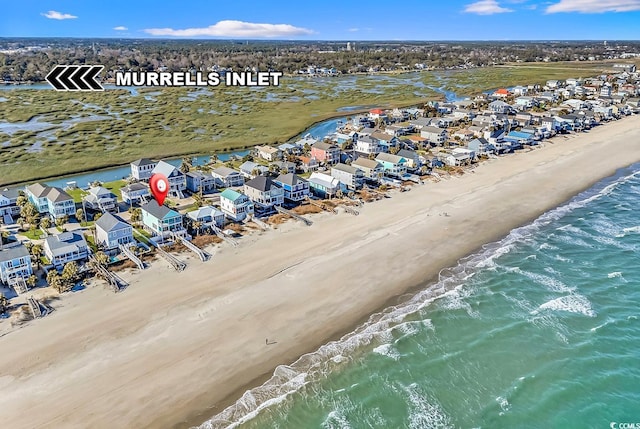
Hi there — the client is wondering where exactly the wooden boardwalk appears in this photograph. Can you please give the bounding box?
[275,205,313,226]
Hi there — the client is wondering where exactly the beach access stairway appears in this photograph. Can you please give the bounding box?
[149,239,187,272]
[3,214,13,225]
[89,255,129,292]
[172,233,210,262]
[274,205,313,226]
[211,225,239,247]
[119,244,145,270]
[10,277,28,295]
[246,216,269,230]
[26,297,53,318]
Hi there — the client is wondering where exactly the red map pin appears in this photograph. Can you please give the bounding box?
[149,173,169,206]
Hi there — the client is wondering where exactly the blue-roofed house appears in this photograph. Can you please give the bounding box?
[504,131,534,148]
[375,153,408,177]
[140,201,185,238]
[219,189,254,221]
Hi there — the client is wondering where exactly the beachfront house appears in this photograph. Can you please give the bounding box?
[219,189,254,222]
[375,153,408,177]
[308,172,343,198]
[0,188,20,223]
[83,187,118,213]
[152,161,187,198]
[355,135,384,156]
[186,206,226,230]
[130,158,158,182]
[0,244,33,287]
[273,173,310,202]
[330,163,365,190]
[396,149,421,170]
[243,176,285,212]
[25,183,76,220]
[254,145,282,162]
[351,157,384,182]
[121,183,150,205]
[44,231,89,268]
[444,152,471,167]
[310,142,340,165]
[185,171,216,193]
[95,212,134,251]
[211,166,244,188]
[420,126,448,146]
[239,161,268,179]
[140,201,185,239]
[467,138,496,156]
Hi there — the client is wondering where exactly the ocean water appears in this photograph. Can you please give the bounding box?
[202,165,640,429]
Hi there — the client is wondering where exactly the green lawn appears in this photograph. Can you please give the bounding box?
[67,188,88,203]
[21,228,45,240]
[103,180,127,200]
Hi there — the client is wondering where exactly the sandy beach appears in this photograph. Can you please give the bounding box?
[1,115,640,429]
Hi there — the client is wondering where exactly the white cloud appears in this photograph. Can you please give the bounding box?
[348,28,360,32]
[113,26,128,31]
[464,0,514,14]
[41,10,77,20]
[546,0,640,12]
[143,20,314,38]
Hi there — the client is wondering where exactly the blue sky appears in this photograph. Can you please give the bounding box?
[2,0,640,40]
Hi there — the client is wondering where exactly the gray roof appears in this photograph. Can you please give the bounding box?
[45,232,87,256]
[275,173,307,186]
[26,183,48,198]
[131,158,157,166]
[122,182,148,193]
[311,141,338,151]
[0,188,20,199]
[95,212,131,233]
[245,175,274,192]
[421,126,446,134]
[212,166,240,178]
[332,163,360,175]
[187,206,224,221]
[141,200,180,220]
[351,157,382,170]
[84,186,116,204]
[26,183,72,202]
[376,152,406,164]
[397,149,418,159]
[152,160,182,178]
[185,171,212,180]
[0,244,29,262]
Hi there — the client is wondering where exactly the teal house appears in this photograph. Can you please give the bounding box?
[140,201,184,238]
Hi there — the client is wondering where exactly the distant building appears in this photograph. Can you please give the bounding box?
[130,158,157,182]
[310,142,340,165]
[211,166,244,188]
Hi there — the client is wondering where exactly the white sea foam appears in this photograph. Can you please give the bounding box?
[321,408,352,429]
[515,268,573,293]
[496,395,511,415]
[534,294,596,318]
[402,383,453,429]
[608,271,623,279]
[616,225,640,237]
[198,167,639,428]
[372,344,401,361]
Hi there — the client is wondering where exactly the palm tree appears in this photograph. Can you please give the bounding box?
[26,275,37,289]
[192,221,203,236]
[40,217,51,230]
[129,208,142,225]
[76,208,85,225]
[180,157,192,173]
[94,251,109,266]
[62,261,79,285]
[0,294,9,314]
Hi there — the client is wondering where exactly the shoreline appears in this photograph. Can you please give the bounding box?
[1,116,639,429]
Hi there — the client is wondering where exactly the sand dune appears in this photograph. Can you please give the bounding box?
[1,116,640,429]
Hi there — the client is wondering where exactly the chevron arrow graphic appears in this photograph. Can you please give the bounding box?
[45,65,104,91]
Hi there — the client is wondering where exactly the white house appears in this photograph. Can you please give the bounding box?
[330,163,365,190]
[254,145,282,161]
[83,187,118,213]
[308,172,343,198]
[211,166,244,188]
[219,189,254,221]
[121,182,150,205]
[186,206,225,229]
[420,126,448,146]
[355,135,383,155]
[151,161,187,198]
[351,157,384,182]
[243,176,285,211]
[95,212,134,250]
[0,244,33,286]
[130,158,158,182]
[44,232,89,268]
[0,188,20,223]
